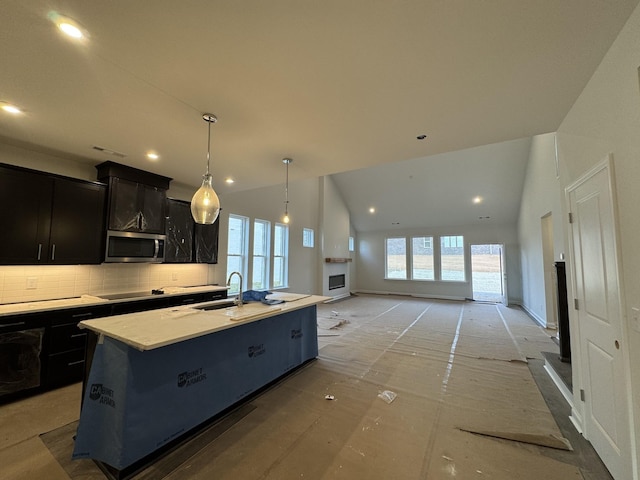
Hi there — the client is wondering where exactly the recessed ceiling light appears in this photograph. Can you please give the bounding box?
[146,152,159,160]
[1,103,22,114]
[48,12,88,40]
[225,178,235,184]
[473,196,483,204]
[59,22,83,38]
[369,207,376,214]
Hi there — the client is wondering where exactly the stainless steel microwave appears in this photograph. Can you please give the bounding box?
[104,230,166,263]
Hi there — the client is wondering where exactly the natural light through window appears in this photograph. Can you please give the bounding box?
[273,223,289,288]
[385,237,407,279]
[226,214,249,294]
[412,236,434,280]
[252,219,270,290]
[303,228,314,248]
[440,235,465,281]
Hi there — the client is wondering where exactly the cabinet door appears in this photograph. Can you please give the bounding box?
[165,199,194,262]
[140,185,166,234]
[194,219,219,263]
[108,177,141,231]
[0,165,53,264]
[49,178,106,264]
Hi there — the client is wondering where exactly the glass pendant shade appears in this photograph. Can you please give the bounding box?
[191,173,220,224]
[191,113,220,224]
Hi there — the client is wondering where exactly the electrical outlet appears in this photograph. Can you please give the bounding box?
[632,307,640,333]
[26,277,38,289]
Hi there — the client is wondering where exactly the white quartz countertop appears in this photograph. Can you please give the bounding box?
[0,285,228,317]
[0,295,110,315]
[79,294,330,351]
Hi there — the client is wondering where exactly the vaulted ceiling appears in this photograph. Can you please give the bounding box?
[1,1,637,231]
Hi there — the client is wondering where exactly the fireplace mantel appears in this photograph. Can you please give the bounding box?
[324,257,352,263]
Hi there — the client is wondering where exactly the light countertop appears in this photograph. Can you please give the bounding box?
[79,294,330,351]
[0,285,228,317]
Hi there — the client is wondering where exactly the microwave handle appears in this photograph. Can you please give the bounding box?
[154,239,160,258]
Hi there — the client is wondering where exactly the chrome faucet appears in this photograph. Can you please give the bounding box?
[226,271,244,307]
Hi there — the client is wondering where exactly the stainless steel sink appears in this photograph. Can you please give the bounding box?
[193,300,237,311]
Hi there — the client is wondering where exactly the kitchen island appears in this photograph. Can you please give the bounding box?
[72,294,329,478]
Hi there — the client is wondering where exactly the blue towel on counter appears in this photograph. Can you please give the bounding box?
[241,290,284,305]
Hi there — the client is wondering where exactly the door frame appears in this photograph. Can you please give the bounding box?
[565,154,637,479]
[469,243,506,304]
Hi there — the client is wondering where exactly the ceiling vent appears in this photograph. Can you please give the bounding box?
[92,145,127,158]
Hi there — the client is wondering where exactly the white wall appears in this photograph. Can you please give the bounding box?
[555,2,640,472]
[214,176,321,295]
[517,133,567,327]
[355,223,521,301]
[319,176,352,298]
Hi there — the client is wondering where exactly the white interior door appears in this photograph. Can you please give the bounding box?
[567,157,631,480]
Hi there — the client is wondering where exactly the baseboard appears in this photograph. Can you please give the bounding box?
[569,408,583,434]
[520,303,547,328]
[544,360,574,407]
[352,289,466,302]
[325,293,351,303]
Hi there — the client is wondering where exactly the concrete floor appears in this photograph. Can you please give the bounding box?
[0,295,611,479]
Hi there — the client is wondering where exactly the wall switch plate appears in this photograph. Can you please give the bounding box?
[26,277,38,289]
[632,307,640,333]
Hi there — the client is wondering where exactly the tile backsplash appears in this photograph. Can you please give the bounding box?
[0,264,214,304]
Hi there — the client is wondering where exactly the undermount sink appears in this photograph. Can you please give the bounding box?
[194,300,237,311]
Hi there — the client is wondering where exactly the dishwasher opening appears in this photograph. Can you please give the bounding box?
[0,328,45,398]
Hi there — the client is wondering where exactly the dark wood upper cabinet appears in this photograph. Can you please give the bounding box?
[165,199,194,263]
[0,164,106,265]
[194,220,220,264]
[96,161,171,235]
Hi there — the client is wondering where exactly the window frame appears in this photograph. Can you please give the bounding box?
[303,227,315,248]
[411,235,435,281]
[385,236,408,280]
[439,235,466,282]
[252,218,271,290]
[272,223,289,289]
[226,214,249,294]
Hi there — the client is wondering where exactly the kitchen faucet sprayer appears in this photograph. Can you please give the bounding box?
[226,272,243,306]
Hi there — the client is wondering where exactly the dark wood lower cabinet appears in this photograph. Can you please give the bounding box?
[1,290,227,403]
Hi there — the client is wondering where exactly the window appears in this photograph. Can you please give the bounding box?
[226,214,249,294]
[412,236,434,280]
[273,223,289,288]
[440,235,465,281]
[252,219,270,290]
[303,228,314,248]
[349,236,355,252]
[385,237,407,279]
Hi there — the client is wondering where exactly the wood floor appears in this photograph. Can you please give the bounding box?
[0,295,612,479]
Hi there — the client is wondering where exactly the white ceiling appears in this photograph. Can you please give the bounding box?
[1,1,637,231]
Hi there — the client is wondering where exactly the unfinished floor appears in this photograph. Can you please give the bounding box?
[0,295,610,479]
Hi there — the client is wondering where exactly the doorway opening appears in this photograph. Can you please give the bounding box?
[471,244,504,303]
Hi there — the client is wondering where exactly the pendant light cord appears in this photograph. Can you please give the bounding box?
[206,119,211,175]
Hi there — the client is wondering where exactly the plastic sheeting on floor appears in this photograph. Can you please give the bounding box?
[152,296,581,479]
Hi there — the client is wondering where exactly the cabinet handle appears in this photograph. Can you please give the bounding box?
[51,244,56,261]
[72,312,93,319]
[37,244,42,261]
[0,321,27,329]
[67,360,85,367]
[70,333,87,338]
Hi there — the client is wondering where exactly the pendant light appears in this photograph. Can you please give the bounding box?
[191,113,221,224]
[282,158,292,224]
